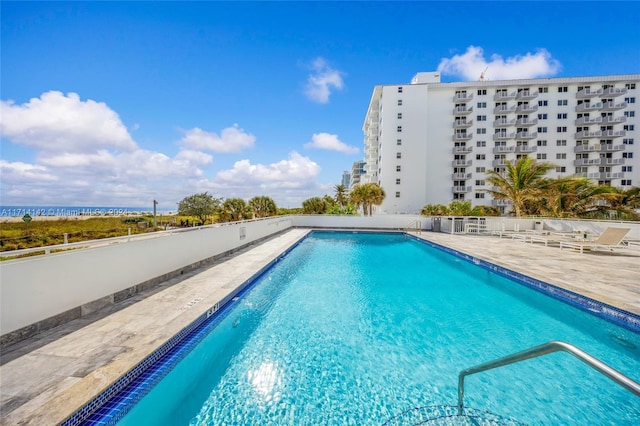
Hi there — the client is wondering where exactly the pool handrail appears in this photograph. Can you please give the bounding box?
[457,340,640,415]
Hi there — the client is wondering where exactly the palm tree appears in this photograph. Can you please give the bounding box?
[219,198,252,222]
[484,157,555,217]
[350,183,385,216]
[421,204,450,216]
[334,184,349,207]
[599,186,640,220]
[249,196,277,218]
[302,197,327,214]
[536,177,615,218]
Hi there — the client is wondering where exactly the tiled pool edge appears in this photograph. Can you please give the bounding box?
[61,232,310,426]
[407,234,640,334]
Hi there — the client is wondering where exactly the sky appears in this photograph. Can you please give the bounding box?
[2,1,640,210]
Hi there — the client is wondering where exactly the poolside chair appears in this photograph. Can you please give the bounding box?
[559,227,631,254]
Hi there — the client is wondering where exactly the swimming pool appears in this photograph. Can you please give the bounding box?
[83,232,640,424]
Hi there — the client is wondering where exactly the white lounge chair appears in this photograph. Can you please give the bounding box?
[559,227,631,254]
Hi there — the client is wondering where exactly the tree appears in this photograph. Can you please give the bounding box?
[177,192,222,224]
[334,184,349,207]
[421,204,450,216]
[484,157,555,217]
[219,198,252,222]
[249,196,277,218]
[448,200,472,216]
[596,186,640,220]
[350,183,386,216]
[302,196,328,214]
[535,177,615,218]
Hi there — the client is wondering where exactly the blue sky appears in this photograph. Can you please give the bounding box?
[2,1,639,210]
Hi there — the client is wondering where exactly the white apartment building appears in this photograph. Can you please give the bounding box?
[362,72,640,214]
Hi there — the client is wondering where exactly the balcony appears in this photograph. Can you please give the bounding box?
[575,103,602,112]
[493,146,515,154]
[576,88,603,98]
[492,159,508,167]
[515,145,538,153]
[588,172,624,180]
[452,186,472,193]
[515,131,537,140]
[492,199,512,206]
[453,119,474,128]
[453,106,473,115]
[576,130,626,139]
[453,93,474,102]
[601,101,627,111]
[493,132,515,141]
[573,158,624,166]
[494,91,516,101]
[515,118,538,126]
[574,144,600,153]
[453,134,473,142]
[575,116,602,126]
[493,105,516,114]
[600,143,625,152]
[516,104,538,113]
[493,118,515,127]
[574,130,604,139]
[601,130,626,138]
[516,90,538,100]
[452,146,473,154]
[602,116,626,125]
[452,159,472,167]
[602,87,627,97]
[452,172,472,180]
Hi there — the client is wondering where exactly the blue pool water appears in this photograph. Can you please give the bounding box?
[116,232,640,425]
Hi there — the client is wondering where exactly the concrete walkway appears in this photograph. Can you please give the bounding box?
[1,229,639,425]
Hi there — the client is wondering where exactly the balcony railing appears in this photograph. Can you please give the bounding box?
[453,106,473,114]
[516,90,538,100]
[452,186,472,193]
[602,116,626,124]
[515,118,538,126]
[576,88,603,98]
[492,159,508,167]
[452,146,473,154]
[601,101,627,111]
[493,118,516,127]
[493,132,515,141]
[453,134,473,142]
[601,130,626,138]
[516,104,538,113]
[452,160,473,167]
[574,144,601,153]
[575,116,602,126]
[493,105,516,114]
[575,103,603,112]
[602,87,627,97]
[452,173,472,180]
[453,93,474,102]
[515,145,538,153]
[515,131,537,140]
[573,158,625,166]
[453,119,474,128]
[491,199,512,206]
[588,172,624,180]
[492,146,515,154]
[600,144,625,152]
[493,91,516,101]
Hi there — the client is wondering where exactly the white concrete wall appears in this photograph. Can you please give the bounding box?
[0,217,293,336]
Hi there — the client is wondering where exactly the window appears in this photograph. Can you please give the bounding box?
[556,166,566,172]
[558,86,568,92]
[477,102,487,108]
[625,83,636,90]
[538,113,548,119]
[557,113,568,119]
[395,191,401,198]
[624,97,636,104]
[475,180,485,186]
[476,115,487,121]
[537,153,547,159]
[397,126,402,132]
[537,140,547,146]
[538,100,548,107]
[622,166,633,172]
[396,165,401,172]
[556,153,566,159]
[476,154,486,160]
[557,126,567,133]
[397,113,402,119]
[624,111,635,117]
[538,87,548,93]
[476,140,486,147]
[623,152,634,159]
[397,99,403,106]
[623,138,634,144]
[621,180,632,186]
[477,128,487,134]
[397,86,403,93]
[538,127,548,133]
[396,152,402,159]
[624,125,635,131]
[476,166,486,173]
[475,193,485,199]
[557,100,568,106]
[396,178,401,184]
[556,140,567,146]
[397,139,402,145]
[477,89,487,95]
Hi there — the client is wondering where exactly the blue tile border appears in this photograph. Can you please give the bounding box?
[63,230,639,425]
[407,233,640,334]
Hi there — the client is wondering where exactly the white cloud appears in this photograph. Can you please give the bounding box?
[304,57,345,104]
[304,132,359,155]
[437,46,561,81]
[0,160,58,183]
[179,124,255,153]
[213,151,320,189]
[0,91,137,152]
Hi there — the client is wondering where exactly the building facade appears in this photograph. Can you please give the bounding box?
[361,72,640,214]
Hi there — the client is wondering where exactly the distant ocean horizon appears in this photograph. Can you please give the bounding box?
[0,205,176,218]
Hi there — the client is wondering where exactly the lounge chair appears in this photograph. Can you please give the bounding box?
[559,227,631,254]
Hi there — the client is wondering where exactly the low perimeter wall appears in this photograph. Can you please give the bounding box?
[2,214,639,346]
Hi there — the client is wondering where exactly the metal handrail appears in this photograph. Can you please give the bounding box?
[458,341,640,415]
[404,220,422,234]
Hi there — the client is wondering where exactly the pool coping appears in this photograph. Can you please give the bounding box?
[64,230,640,425]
